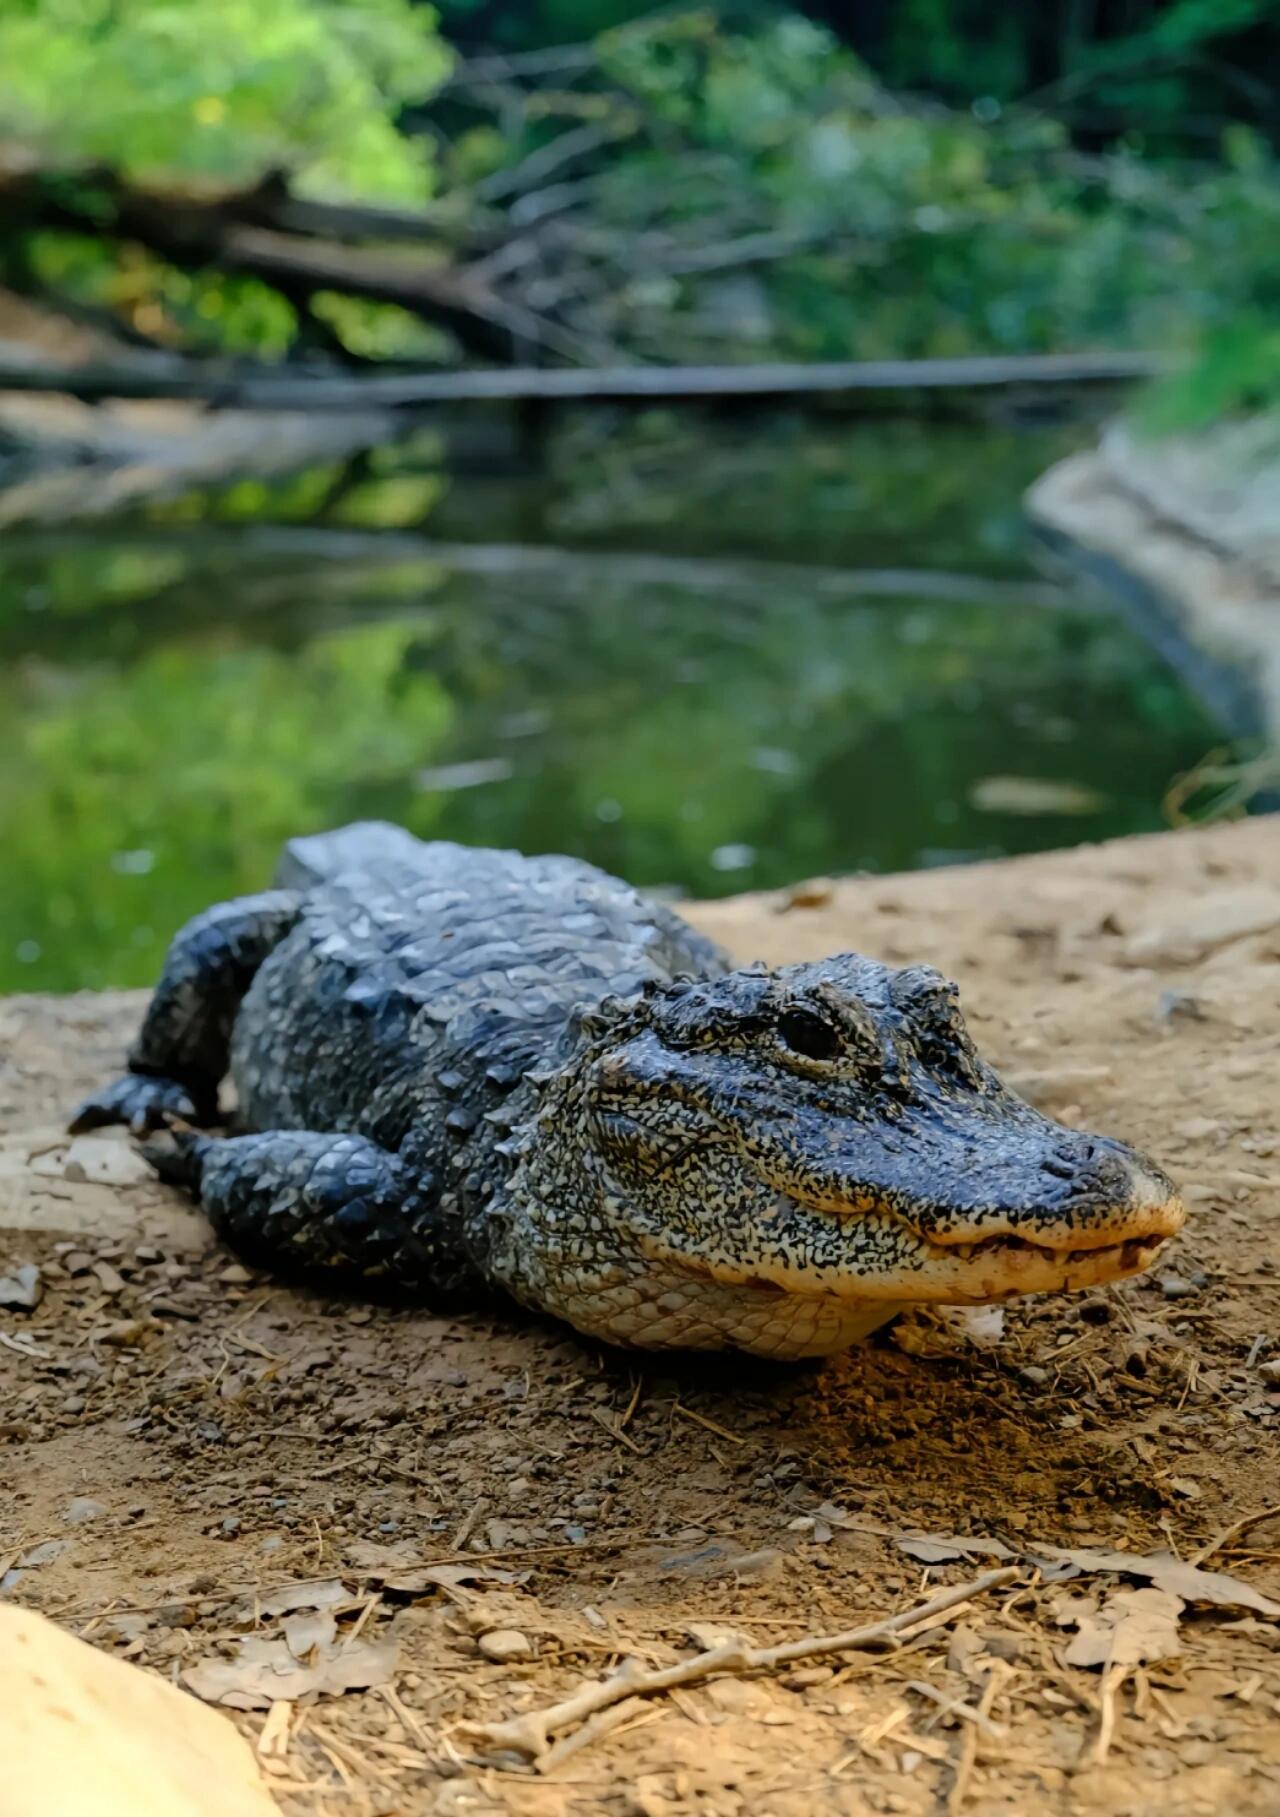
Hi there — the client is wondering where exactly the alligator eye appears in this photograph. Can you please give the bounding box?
[777,1009,841,1061]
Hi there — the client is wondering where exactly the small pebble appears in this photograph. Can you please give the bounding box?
[148,1297,199,1320]
[98,1319,148,1346]
[218,1263,253,1285]
[779,877,835,911]
[478,1629,532,1663]
[65,1497,107,1524]
[1019,1365,1050,1386]
[1156,990,1206,1024]
[1176,1117,1222,1143]
[0,1263,42,1310]
[724,1548,783,1580]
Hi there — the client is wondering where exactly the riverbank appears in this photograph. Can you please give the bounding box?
[1028,418,1280,753]
[3,820,1280,1815]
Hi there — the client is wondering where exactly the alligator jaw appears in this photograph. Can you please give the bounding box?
[909,1224,1178,1302]
[667,1182,1186,1307]
[908,1170,1187,1300]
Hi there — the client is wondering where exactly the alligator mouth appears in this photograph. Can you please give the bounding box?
[897,1197,1185,1301]
[663,1186,1184,1305]
[924,1230,1167,1270]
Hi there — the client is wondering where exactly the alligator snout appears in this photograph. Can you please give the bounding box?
[923,1134,1185,1253]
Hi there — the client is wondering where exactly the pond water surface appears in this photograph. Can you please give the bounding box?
[1,409,1223,992]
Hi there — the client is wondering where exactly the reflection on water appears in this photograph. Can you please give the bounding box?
[0,409,1221,992]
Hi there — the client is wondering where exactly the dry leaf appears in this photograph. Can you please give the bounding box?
[811,1503,895,1538]
[183,1632,398,1710]
[280,1610,337,1659]
[17,1539,68,1568]
[1032,1545,1280,1617]
[378,1561,527,1595]
[418,1562,525,1590]
[257,1580,350,1617]
[1058,1588,1184,1669]
[344,1539,424,1573]
[896,1534,1018,1565]
[342,1541,524,1594]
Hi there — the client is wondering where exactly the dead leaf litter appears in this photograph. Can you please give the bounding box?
[5,821,1280,1815]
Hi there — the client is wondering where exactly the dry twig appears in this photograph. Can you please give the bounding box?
[947,1660,1009,1813]
[1093,1663,1132,1765]
[673,1402,745,1446]
[1190,1505,1280,1568]
[589,1406,644,1455]
[466,1565,1018,1766]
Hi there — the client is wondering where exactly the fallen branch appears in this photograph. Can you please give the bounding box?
[1,169,576,363]
[465,1564,1019,1766]
[0,349,1171,411]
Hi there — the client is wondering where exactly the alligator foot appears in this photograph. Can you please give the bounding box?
[138,1119,211,1189]
[138,1127,473,1297]
[69,1074,214,1138]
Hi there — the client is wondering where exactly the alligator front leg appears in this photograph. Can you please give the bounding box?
[141,1126,480,1299]
[70,892,300,1134]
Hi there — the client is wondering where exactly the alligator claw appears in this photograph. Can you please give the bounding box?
[138,1117,209,1189]
[68,1074,207,1138]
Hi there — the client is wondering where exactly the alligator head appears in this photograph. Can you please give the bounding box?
[541,954,1183,1317]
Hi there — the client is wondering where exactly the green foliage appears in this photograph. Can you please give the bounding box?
[309,293,455,362]
[26,231,301,352]
[874,0,1280,141]
[1140,316,1280,431]
[0,0,450,200]
[6,4,1279,380]
[434,0,652,47]
[475,10,1280,365]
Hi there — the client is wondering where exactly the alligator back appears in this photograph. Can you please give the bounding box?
[232,830,727,1157]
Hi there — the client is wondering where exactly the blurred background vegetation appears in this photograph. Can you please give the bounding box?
[0,1,1275,988]
[4,0,1279,400]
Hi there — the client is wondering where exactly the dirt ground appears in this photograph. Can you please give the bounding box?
[4,819,1280,1817]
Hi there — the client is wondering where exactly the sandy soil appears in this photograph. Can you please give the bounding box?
[4,819,1280,1817]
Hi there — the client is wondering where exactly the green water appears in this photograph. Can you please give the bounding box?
[0,409,1222,993]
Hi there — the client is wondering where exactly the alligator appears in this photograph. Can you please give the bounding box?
[70,823,1185,1360]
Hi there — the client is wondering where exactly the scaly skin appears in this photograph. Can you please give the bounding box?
[71,825,1185,1359]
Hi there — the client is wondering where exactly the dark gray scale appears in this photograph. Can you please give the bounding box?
[70,824,726,1299]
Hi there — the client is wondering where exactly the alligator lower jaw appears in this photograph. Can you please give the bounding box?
[906,1227,1174,1302]
[926,1231,1164,1269]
